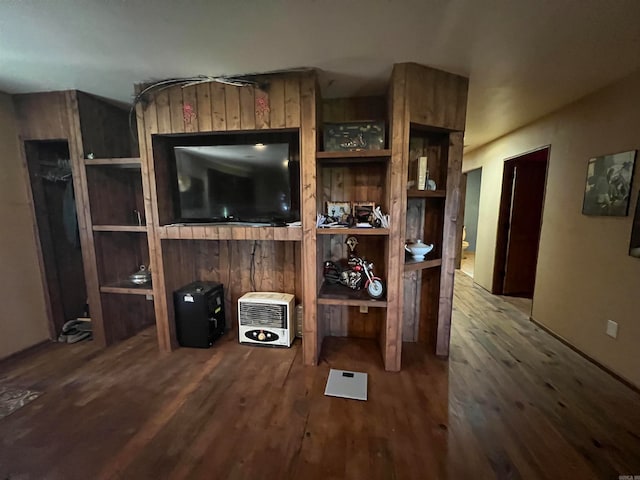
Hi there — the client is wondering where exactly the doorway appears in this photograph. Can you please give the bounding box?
[24,140,87,337]
[461,168,482,278]
[493,146,549,298]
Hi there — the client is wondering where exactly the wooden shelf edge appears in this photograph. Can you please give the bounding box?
[317,282,387,308]
[406,189,446,198]
[159,225,303,241]
[316,149,391,159]
[403,258,442,272]
[316,227,390,236]
[100,285,153,295]
[317,297,387,308]
[84,157,141,166]
[93,225,147,232]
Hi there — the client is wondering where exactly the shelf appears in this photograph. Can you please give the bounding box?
[317,228,390,236]
[407,189,446,198]
[93,225,147,232]
[84,157,141,167]
[159,225,302,241]
[316,149,391,162]
[100,282,152,296]
[404,258,442,272]
[318,282,387,308]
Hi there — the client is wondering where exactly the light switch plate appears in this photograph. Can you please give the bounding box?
[606,320,618,338]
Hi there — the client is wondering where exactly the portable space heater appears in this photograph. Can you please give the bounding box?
[238,292,295,347]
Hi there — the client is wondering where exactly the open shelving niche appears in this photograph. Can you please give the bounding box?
[86,157,155,342]
[315,144,392,358]
[401,125,451,345]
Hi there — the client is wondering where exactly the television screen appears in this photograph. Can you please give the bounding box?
[173,143,299,223]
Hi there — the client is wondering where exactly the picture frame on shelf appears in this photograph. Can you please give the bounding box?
[353,202,375,223]
[323,121,385,152]
[326,201,351,218]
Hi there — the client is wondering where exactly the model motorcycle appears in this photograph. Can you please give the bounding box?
[323,256,386,300]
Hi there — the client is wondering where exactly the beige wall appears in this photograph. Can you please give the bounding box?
[0,92,50,358]
[463,69,640,387]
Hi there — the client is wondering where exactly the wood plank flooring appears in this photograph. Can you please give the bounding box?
[1,273,639,479]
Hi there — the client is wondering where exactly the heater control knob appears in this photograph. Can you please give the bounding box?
[258,332,266,341]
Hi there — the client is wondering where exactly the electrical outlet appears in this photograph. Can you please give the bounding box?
[359,305,369,314]
[606,320,618,339]
[146,294,153,301]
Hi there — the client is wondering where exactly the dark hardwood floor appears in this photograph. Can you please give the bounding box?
[1,273,639,479]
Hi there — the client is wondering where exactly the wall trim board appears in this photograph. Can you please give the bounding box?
[0,340,52,364]
[529,316,640,393]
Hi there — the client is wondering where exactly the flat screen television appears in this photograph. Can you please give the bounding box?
[172,143,300,224]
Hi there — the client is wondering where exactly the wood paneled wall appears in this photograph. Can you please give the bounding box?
[141,76,303,136]
[76,92,135,158]
[323,96,386,123]
[13,92,71,140]
[101,293,155,343]
[406,63,468,131]
[162,239,301,331]
[94,231,150,286]
[318,163,388,213]
[85,166,145,226]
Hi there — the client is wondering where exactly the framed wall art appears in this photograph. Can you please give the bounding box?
[629,191,640,258]
[582,150,636,216]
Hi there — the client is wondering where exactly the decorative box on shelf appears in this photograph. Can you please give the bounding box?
[323,121,385,152]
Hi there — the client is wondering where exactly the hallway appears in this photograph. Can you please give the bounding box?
[450,273,640,478]
[0,273,639,479]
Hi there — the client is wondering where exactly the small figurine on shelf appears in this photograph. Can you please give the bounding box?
[345,236,358,255]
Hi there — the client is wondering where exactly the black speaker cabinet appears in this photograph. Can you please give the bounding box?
[174,281,226,348]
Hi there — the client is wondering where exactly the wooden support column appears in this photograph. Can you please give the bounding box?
[64,91,106,346]
[437,132,464,356]
[136,88,175,352]
[385,64,411,372]
[300,72,319,366]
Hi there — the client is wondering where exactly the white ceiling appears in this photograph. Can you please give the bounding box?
[1,0,640,149]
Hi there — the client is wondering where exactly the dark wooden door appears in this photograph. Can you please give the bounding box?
[503,159,547,296]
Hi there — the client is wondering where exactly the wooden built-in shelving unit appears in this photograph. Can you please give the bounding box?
[14,63,467,371]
